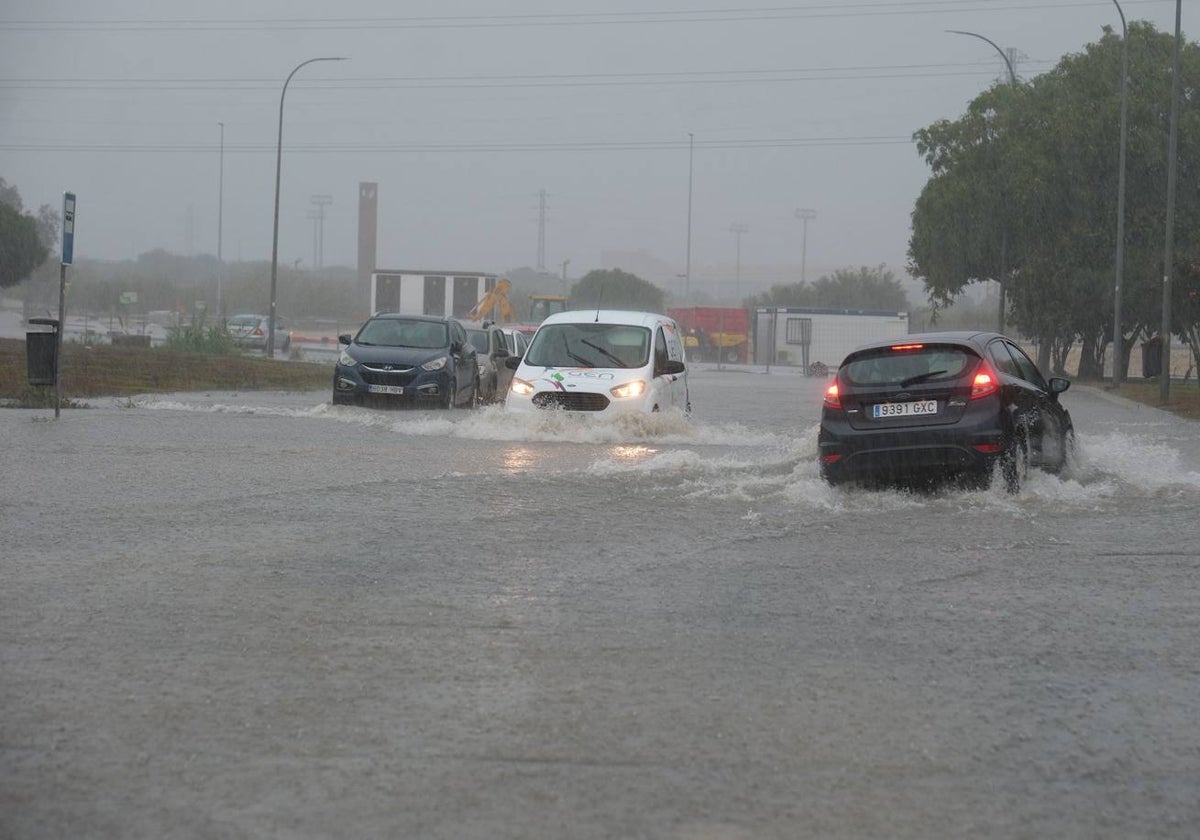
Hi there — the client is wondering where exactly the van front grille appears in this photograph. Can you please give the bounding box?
[532,392,610,412]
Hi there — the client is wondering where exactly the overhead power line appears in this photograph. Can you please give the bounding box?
[0,1,1166,31]
[0,60,1054,92]
[0,135,914,154]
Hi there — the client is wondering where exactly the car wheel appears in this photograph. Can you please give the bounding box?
[331,391,353,406]
[1047,427,1076,474]
[469,377,480,409]
[282,336,291,353]
[441,380,456,410]
[1001,431,1030,493]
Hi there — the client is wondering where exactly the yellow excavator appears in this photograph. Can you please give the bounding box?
[466,278,517,323]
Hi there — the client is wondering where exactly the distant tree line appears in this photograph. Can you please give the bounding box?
[908,22,1200,379]
[745,264,910,312]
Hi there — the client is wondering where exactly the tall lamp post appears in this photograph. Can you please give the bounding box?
[685,132,694,301]
[948,29,1017,334]
[1160,0,1182,404]
[730,224,748,304]
[1111,0,1129,387]
[795,208,816,283]
[268,56,346,357]
[217,121,225,323]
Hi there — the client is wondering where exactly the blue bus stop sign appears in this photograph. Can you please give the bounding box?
[62,192,75,265]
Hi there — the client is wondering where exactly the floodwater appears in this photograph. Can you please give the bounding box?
[2,370,1199,839]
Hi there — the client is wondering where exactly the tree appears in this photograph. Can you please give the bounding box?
[908,22,1200,378]
[747,264,909,311]
[0,201,48,288]
[570,268,664,313]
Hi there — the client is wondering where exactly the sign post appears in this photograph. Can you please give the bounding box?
[55,192,75,419]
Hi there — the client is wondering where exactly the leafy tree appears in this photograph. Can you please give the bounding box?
[747,264,909,311]
[908,22,1200,379]
[570,268,664,313]
[0,201,48,288]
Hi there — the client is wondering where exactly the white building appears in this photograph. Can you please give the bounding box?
[369,270,498,319]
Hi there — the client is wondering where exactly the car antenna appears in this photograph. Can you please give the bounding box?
[595,282,604,322]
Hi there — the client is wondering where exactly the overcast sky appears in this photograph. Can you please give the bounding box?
[0,0,1185,299]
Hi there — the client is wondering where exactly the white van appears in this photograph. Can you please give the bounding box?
[504,310,690,415]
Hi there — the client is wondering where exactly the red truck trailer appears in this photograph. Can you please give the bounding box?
[668,306,750,363]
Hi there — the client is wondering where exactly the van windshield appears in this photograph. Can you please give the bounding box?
[525,323,651,369]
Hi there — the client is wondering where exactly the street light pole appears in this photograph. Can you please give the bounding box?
[1111,0,1129,387]
[217,121,225,323]
[795,208,816,283]
[268,56,346,357]
[730,224,748,305]
[948,30,1017,334]
[1160,0,1182,404]
[685,132,694,301]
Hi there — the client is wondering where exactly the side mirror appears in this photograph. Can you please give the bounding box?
[494,346,510,358]
[338,333,352,345]
[659,359,686,376]
[450,340,463,354]
[505,355,522,370]
[1048,376,1071,396]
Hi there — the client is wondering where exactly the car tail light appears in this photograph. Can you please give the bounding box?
[823,378,842,410]
[973,442,1004,453]
[970,361,1000,400]
[890,343,924,351]
[820,452,843,464]
[253,327,264,336]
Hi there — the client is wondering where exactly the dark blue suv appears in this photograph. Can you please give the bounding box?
[332,314,478,408]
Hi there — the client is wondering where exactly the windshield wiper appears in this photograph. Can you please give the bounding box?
[580,339,628,368]
[566,351,597,368]
[899,370,948,387]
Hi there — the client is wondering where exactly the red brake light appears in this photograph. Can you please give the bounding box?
[823,379,842,410]
[890,343,924,351]
[253,327,264,336]
[970,361,1000,399]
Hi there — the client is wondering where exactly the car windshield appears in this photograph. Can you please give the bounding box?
[355,318,448,349]
[842,345,975,386]
[466,330,489,354]
[524,323,651,369]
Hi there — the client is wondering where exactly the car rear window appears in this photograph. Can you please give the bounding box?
[842,345,976,386]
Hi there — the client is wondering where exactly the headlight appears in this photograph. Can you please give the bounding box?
[510,377,535,396]
[610,379,647,399]
[337,349,356,366]
[421,356,448,371]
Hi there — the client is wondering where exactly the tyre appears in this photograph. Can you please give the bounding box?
[468,377,480,409]
[1001,431,1029,493]
[331,391,353,406]
[441,380,456,410]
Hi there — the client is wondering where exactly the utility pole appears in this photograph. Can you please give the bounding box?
[795,208,816,283]
[1111,0,1129,387]
[310,194,333,271]
[730,224,748,305]
[560,258,570,295]
[536,189,549,272]
[685,133,694,300]
[1160,0,1182,404]
[217,122,224,322]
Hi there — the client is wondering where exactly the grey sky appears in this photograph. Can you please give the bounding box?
[0,1,1184,300]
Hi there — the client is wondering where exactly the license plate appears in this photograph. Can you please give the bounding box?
[367,384,404,395]
[872,399,937,418]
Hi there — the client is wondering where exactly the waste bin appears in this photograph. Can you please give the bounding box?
[1141,337,1162,379]
[26,331,57,385]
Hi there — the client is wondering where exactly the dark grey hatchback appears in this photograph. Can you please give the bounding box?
[332,314,478,409]
[818,332,1074,491]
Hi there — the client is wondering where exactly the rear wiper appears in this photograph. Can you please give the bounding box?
[899,370,947,387]
[580,339,628,367]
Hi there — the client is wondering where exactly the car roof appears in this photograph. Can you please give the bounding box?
[846,330,1005,355]
[368,313,455,323]
[538,309,675,329]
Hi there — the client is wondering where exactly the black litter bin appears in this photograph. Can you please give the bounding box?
[1141,338,1162,379]
[26,331,57,385]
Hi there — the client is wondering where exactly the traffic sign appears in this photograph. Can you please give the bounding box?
[62,192,75,265]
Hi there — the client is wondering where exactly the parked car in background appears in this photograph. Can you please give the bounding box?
[228,314,291,353]
[500,326,530,358]
[332,314,478,409]
[466,323,516,404]
[504,310,690,416]
[818,331,1074,492]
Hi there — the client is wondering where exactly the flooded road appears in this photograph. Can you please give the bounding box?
[3,370,1199,838]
